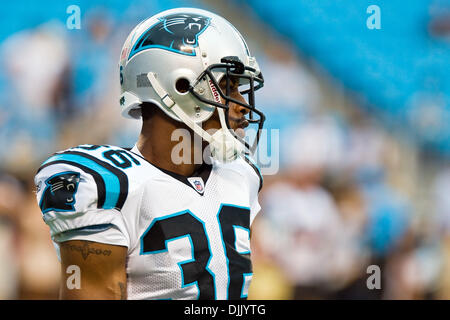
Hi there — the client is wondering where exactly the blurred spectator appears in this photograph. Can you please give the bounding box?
[0,0,448,300]
[252,115,371,299]
[432,166,450,299]
[0,173,23,299]
[16,183,60,299]
[0,21,70,169]
[0,173,60,299]
[432,167,450,234]
[2,22,70,112]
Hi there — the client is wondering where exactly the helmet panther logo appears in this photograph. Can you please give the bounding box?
[39,172,81,214]
[129,13,211,59]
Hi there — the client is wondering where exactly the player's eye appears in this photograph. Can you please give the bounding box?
[219,76,240,92]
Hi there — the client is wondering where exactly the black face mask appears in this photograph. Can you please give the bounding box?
[189,56,265,155]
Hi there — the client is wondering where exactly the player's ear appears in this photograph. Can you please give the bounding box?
[141,102,158,121]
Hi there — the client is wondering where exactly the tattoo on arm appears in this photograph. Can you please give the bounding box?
[60,242,112,261]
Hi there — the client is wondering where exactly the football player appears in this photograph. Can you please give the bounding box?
[35,7,264,300]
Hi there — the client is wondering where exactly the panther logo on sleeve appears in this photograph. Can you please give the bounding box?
[128,13,211,58]
[39,172,81,214]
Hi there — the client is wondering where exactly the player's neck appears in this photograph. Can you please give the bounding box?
[136,116,203,177]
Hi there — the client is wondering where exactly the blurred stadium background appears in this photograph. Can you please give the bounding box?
[0,0,449,299]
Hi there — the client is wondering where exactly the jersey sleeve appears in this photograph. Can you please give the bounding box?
[35,154,130,248]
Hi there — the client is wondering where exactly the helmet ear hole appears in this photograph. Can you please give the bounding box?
[175,78,190,93]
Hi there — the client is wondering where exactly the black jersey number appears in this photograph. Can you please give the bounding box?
[140,205,252,300]
[217,204,252,299]
[72,145,141,169]
[103,149,140,169]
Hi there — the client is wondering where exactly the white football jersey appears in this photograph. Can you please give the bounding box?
[34,144,262,300]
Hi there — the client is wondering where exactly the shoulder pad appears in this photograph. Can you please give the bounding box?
[36,144,141,211]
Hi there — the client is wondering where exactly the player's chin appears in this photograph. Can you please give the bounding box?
[231,120,248,139]
[233,127,246,139]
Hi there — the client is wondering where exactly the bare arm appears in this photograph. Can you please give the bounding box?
[59,240,127,300]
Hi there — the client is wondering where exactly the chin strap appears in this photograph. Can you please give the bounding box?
[147,72,245,162]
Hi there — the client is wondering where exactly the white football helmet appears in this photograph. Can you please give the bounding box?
[119,7,265,162]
